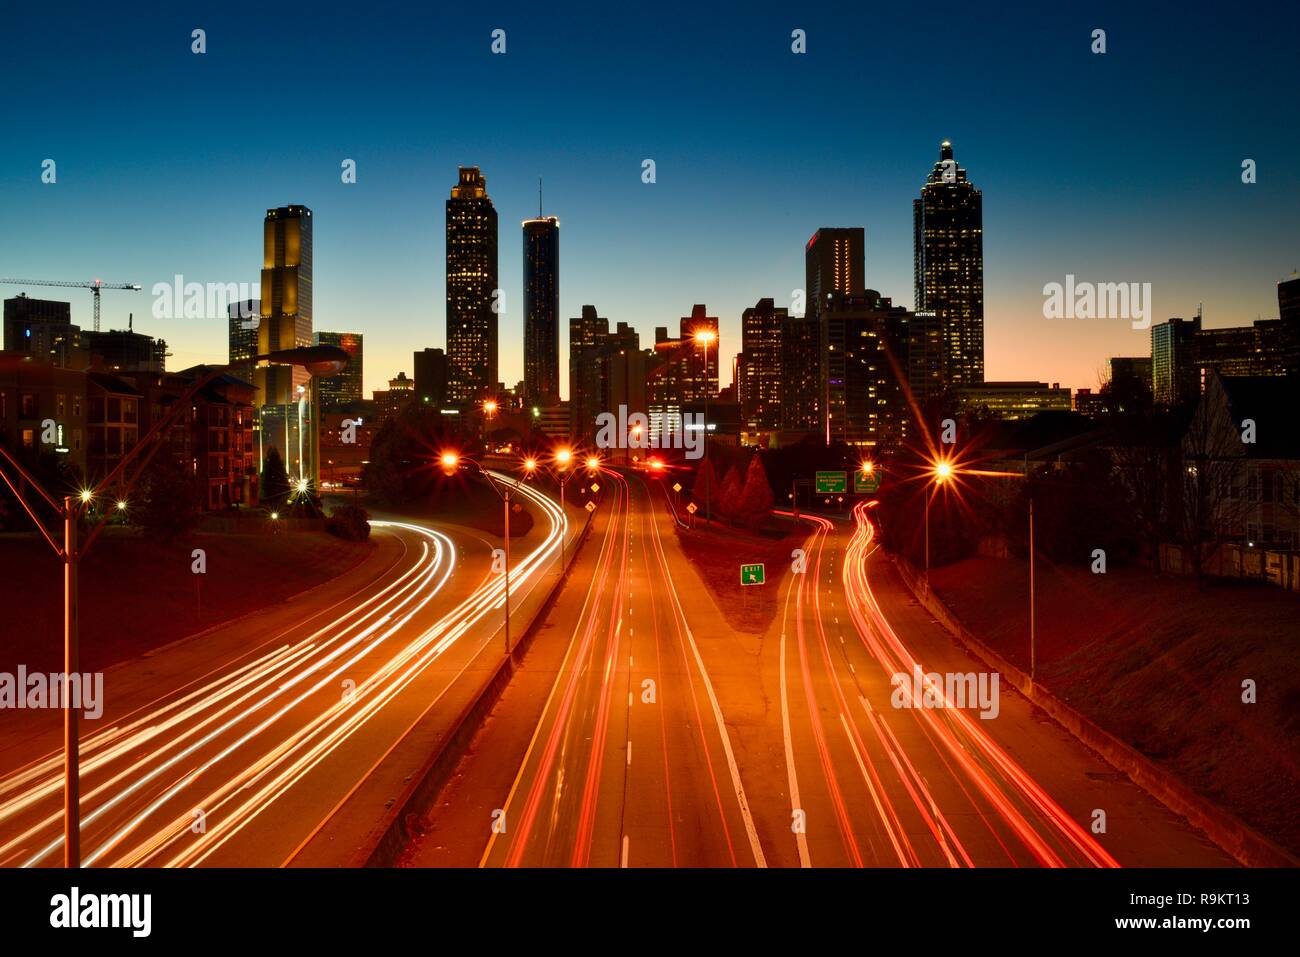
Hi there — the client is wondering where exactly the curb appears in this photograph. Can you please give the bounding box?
[355,505,595,868]
[893,555,1299,868]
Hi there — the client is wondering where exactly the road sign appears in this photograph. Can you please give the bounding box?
[740,563,765,585]
[855,469,881,493]
[590,482,600,493]
[585,501,596,512]
[672,482,682,493]
[686,502,698,515]
[815,470,847,494]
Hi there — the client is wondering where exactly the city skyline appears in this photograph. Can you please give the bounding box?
[3,5,1296,398]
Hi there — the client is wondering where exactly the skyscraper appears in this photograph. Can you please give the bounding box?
[739,297,786,435]
[805,228,865,319]
[227,298,259,385]
[413,347,449,407]
[914,140,984,387]
[256,205,313,406]
[523,215,560,405]
[314,331,363,408]
[781,312,821,434]
[569,305,609,437]
[820,291,913,449]
[3,294,82,367]
[446,167,498,403]
[678,305,719,402]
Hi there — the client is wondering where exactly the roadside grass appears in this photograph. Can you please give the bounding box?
[0,530,373,673]
[929,556,1300,856]
[674,517,807,635]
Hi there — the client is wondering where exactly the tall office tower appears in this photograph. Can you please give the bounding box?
[568,305,609,437]
[805,227,865,320]
[740,297,786,434]
[914,140,984,387]
[1150,314,1203,406]
[446,167,499,403]
[414,347,449,407]
[314,332,363,408]
[678,305,719,401]
[820,291,913,449]
[227,298,260,384]
[781,312,821,433]
[3,294,82,367]
[523,215,560,404]
[256,205,313,406]
[1279,273,1300,373]
[906,309,944,407]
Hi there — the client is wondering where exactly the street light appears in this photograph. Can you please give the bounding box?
[541,446,580,576]
[441,451,537,655]
[924,457,955,591]
[693,328,716,522]
[0,344,342,867]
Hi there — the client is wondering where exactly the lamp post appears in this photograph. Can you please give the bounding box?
[924,459,954,593]
[0,345,344,867]
[693,329,715,522]
[441,451,536,655]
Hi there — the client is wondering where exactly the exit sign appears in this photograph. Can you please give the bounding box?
[740,563,765,585]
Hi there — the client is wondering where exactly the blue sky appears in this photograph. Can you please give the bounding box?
[2,1,1297,395]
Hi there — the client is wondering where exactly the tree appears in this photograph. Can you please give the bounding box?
[135,453,204,542]
[692,458,719,519]
[364,402,476,506]
[736,454,775,526]
[260,447,290,508]
[718,465,744,524]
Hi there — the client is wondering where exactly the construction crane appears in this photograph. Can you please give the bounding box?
[0,278,142,332]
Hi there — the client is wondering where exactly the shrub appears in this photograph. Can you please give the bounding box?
[326,504,371,541]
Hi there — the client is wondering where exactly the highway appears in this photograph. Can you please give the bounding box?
[410,474,1234,868]
[0,474,568,867]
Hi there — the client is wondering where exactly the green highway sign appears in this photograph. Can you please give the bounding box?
[815,470,847,494]
[740,563,765,586]
[855,469,882,493]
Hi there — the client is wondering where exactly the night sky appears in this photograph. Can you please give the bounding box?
[2,1,1296,395]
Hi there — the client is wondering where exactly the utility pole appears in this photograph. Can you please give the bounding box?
[1029,498,1036,681]
[63,496,79,868]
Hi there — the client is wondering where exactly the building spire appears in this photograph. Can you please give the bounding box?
[538,176,543,217]
[940,139,953,161]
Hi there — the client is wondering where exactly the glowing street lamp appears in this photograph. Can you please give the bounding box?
[924,457,958,587]
[585,455,601,474]
[692,328,716,521]
[444,453,538,655]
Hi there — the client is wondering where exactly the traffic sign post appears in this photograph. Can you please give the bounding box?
[855,469,881,493]
[815,471,847,494]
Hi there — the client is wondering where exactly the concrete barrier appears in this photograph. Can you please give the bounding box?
[895,556,1299,868]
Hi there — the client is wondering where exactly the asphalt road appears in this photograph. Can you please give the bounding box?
[0,476,570,867]
[408,477,1234,868]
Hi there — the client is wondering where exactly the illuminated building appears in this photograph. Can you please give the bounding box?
[914,140,984,386]
[446,167,498,402]
[523,215,560,404]
[314,331,364,408]
[739,297,785,437]
[256,205,313,406]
